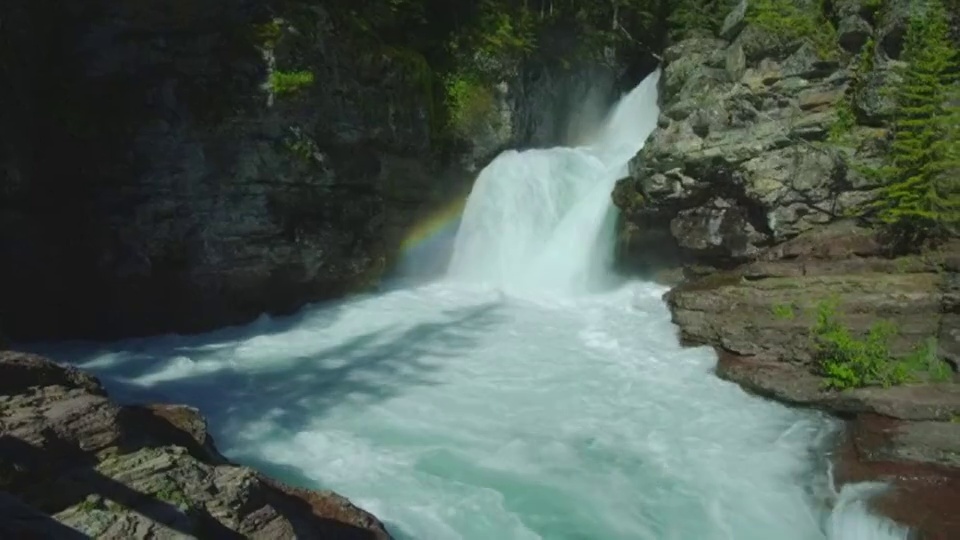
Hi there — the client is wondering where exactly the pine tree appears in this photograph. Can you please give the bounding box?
[873,0,960,240]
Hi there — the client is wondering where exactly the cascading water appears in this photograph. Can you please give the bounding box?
[35,71,909,539]
[447,73,659,294]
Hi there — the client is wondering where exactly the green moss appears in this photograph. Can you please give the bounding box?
[281,126,317,162]
[383,46,439,133]
[746,0,838,59]
[828,100,857,144]
[155,484,190,509]
[668,0,739,40]
[268,70,315,97]
[74,496,102,513]
[443,71,497,137]
[771,302,797,320]
[828,38,877,145]
[252,19,283,49]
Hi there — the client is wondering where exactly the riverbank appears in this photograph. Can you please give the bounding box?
[0,350,391,539]
[664,221,960,538]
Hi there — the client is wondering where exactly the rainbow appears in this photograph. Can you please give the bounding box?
[398,195,468,254]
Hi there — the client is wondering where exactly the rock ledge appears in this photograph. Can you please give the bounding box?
[665,222,960,539]
[0,350,390,539]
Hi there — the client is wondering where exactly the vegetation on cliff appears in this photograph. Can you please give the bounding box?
[772,297,950,390]
[668,0,737,40]
[747,0,838,58]
[270,0,670,146]
[277,0,802,145]
[808,300,948,389]
[866,0,960,242]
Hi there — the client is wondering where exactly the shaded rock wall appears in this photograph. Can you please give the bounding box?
[0,0,655,340]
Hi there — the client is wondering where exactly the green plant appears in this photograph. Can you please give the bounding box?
[902,337,952,381]
[75,496,102,512]
[268,70,315,97]
[252,19,283,49]
[668,0,738,40]
[811,298,952,389]
[828,99,857,144]
[444,71,497,137]
[771,302,797,320]
[282,126,318,162]
[155,485,190,508]
[829,38,877,145]
[746,0,838,59]
[477,2,537,57]
[383,46,439,130]
[865,0,960,241]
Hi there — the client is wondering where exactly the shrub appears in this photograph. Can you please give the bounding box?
[746,0,838,59]
[268,70,315,97]
[810,298,951,390]
[444,72,497,137]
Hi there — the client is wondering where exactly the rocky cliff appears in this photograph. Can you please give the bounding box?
[0,350,390,538]
[613,0,910,275]
[613,0,960,536]
[0,0,656,341]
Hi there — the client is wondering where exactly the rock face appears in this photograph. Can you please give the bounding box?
[612,0,909,275]
[0,0,651,340]
[0,350,390,539]
[616,1,960,536]
[666,223,960,538]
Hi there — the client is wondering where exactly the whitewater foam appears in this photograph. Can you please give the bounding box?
[32,70,909,539]
[447,71,660,295]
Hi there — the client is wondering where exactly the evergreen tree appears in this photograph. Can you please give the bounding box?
[872,0,960,240]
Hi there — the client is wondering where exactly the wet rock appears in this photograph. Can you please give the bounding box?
[834,415,960,540]
[717,353,960,422]
[663,224,960,537]
[0,351,390,539]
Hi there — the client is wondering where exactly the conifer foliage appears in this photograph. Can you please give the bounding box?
[872,0,960,241]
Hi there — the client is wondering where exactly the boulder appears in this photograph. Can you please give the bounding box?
[0,351,390,539]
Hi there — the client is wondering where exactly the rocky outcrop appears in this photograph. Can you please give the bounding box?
[612,0,910,276]
[0,350,390,539]
[615,1,960,536]
[665,222,960,537]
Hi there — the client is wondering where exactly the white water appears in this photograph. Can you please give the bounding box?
[35,71,909,539]
[447,73,658,294]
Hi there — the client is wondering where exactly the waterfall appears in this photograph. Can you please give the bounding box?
[447,71,661,295]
